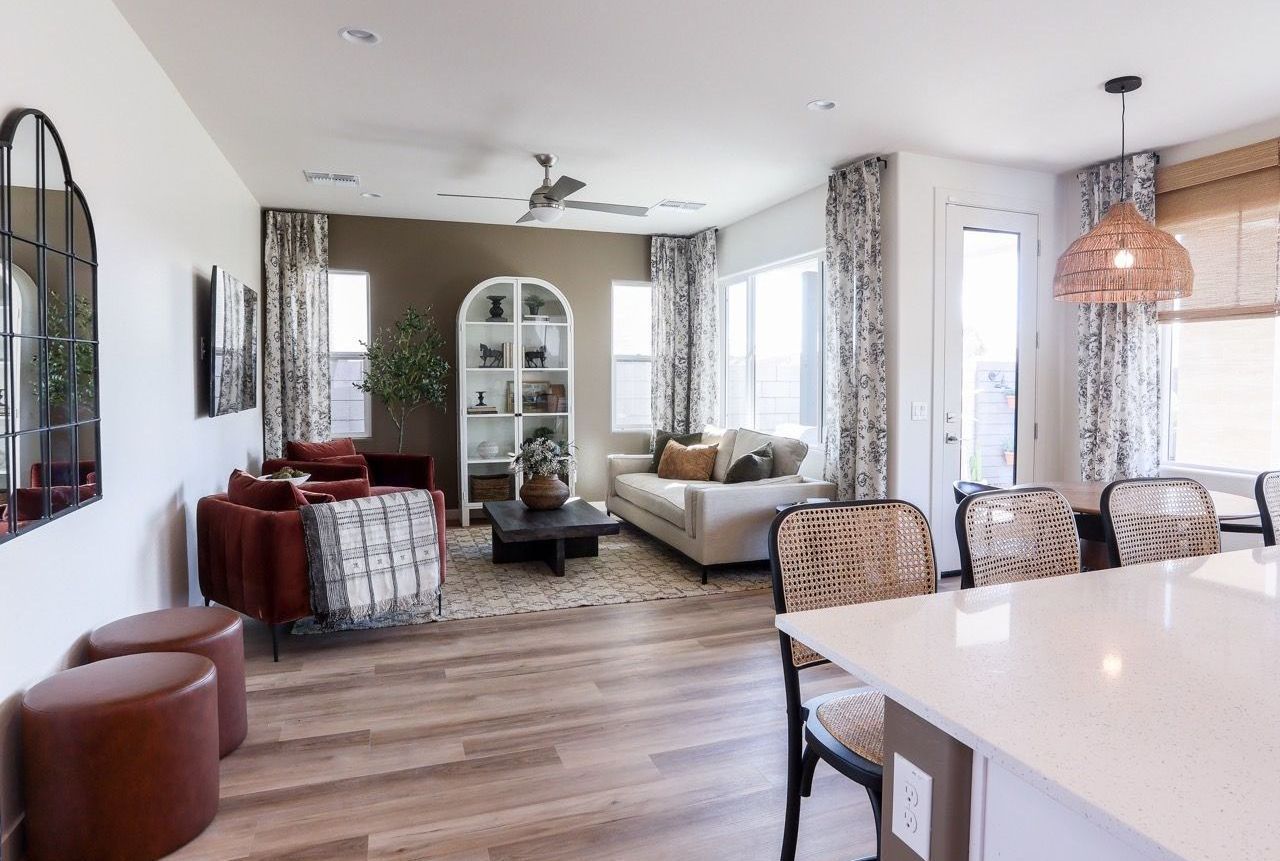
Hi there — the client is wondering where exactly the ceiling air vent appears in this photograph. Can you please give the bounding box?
[303,170,361,188]
[655,199,707,211]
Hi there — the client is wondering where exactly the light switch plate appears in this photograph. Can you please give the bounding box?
[892,752,933,860]
[911,401,928,421]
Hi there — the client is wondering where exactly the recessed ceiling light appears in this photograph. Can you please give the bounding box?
[340,27,381,45]
[807,99,837,111]
[361,191,382,199]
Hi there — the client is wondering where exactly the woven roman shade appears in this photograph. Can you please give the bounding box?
[1054,200,1194,302]
[1155,139,1280,322]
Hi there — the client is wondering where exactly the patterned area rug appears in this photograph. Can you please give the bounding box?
[294,521,771,633]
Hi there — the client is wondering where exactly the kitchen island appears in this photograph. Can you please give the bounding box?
[776,546,1280,861]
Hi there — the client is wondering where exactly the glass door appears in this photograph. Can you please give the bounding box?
[933,205,1039,570]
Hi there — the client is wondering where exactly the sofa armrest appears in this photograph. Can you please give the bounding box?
[686,479,838,541]
[196,495,311,625]
[262,458,369,482]
[363,452,436,490]
[607,454,653,490]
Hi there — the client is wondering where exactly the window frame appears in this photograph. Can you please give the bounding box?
[328,269,373,439]
[610,280,654,432]
[717,252,825,435]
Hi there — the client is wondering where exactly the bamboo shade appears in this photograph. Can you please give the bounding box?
[1155,140,1280,322]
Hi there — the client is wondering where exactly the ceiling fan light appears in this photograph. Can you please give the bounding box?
[529,205,562,223]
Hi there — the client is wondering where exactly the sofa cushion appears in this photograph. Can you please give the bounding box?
[299,477,372,501]
[614,472,715,530]
[227,469,309,511]
[320,453,371,470]
[650,430,702,472]
[731,429,808,477]
[286,438,358,460]
[298,490,337,505]
[657,440,718,481]
[725,443,774,483]
[702,425,738,482]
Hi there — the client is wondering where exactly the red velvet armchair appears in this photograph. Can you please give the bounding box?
[261,438,436,493]
[196,481,446,660]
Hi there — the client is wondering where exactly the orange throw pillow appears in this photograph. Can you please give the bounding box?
[656,440,718,480]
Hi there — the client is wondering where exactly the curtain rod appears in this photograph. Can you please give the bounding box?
[833,155,889,173]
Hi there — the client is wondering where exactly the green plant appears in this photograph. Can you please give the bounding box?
[509,437,575,479]
[35,292,95,418]
[524,293,546,316]
[355,306,449,452]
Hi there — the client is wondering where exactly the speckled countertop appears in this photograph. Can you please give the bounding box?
[776,546,1280,861]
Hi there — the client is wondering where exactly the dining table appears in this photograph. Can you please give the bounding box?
[1015,480,1261,569]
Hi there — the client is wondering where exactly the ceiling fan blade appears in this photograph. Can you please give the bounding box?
[516,210,536,224]
[437,193,528,202]
[547,175,586,201]
[563,200,650,217]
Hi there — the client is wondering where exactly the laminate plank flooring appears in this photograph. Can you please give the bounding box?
[168,588,885,861]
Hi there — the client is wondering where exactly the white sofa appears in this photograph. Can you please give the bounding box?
[606,427,837,579]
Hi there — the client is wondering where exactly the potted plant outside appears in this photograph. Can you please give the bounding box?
[510,437,575,510]
[1002,440,1016,466]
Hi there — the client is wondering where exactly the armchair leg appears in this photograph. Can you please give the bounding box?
[437,589,443,616]
[701,566,709,585]
[203,597,211,607]
[269,622,282,663]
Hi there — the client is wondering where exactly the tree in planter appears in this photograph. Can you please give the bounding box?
[355,307,449,452]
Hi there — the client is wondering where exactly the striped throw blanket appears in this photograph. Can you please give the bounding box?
[299,490,441,625]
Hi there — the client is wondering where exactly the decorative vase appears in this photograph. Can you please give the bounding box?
[477,440,500,458]
[485,295,507,322]
[519,475,569,511]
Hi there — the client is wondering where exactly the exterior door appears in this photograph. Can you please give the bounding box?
[932,204,1039,571]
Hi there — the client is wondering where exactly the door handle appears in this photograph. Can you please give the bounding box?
[945,433,961,444]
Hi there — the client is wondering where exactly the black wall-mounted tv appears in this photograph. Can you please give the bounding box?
[208,266,259,417]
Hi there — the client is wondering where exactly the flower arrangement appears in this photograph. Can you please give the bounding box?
[510,437,575,478]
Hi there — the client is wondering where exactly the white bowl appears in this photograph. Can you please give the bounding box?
[258,473,311,485]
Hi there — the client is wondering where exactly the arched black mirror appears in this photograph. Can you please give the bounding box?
[1,108,100,542]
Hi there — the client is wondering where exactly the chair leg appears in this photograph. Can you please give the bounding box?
[203,597,211,607]
[437,589,443,616]
[701,566,709,585]
[269,622,280,663]
[867,784,883,861]
[781,732,803,861]
[799,743,820,797]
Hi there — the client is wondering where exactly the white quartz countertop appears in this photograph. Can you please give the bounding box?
[776,547,1280,861]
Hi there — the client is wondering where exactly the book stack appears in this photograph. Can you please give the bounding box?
[504,381,515,413]
[501,342,512,368]
[467,404,498,415]
[548,383,567,413]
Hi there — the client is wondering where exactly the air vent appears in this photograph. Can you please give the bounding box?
[303,170,361,188]
[655,199,707,211]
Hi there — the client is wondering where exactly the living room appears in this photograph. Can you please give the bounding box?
[4,2,1280,860]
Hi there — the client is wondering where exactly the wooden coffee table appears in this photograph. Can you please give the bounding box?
[483,499,621,576]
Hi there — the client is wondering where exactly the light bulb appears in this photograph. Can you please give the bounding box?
[529,205,562,224]
[1113,248,1135,269]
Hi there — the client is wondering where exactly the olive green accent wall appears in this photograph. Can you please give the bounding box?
[327,214,652,508]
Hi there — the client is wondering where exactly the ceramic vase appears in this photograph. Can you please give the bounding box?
[519,475,569,510]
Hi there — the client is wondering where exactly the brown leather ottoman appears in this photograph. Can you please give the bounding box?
[21,653,220,861]
[87,606,247,756]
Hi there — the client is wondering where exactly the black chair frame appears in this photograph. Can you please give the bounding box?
[1257,471,1279,547]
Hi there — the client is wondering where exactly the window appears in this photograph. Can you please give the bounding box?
[1156,140,1280,471]
[328,271,372,438]
[720,256,823,434]
[611,281,653,431]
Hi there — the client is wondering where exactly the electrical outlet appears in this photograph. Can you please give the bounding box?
[911,401,928,421]
[891,752,933,860]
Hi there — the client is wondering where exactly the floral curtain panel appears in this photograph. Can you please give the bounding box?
[823,158,887,500]
[263,210,330,459]
[1076,153,1160,480]
[650,228,719,435]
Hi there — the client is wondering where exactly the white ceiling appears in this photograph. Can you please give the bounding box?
[115,0,1280,235]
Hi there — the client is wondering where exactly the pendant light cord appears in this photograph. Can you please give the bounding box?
[1119,90,1127,201]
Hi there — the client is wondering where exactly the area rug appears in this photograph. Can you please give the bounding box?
[293,521,771,633]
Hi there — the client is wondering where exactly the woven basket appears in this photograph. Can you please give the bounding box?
[470,473,514,502]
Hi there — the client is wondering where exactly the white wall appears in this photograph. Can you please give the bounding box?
[0,1,262,852]
[718,184,825,277]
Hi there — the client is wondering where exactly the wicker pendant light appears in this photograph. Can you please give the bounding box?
[1054,77,1194,303]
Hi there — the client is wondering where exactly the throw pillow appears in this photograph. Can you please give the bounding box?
[650,430,702,472]
[286,438,358,461]
[321,453,371,469]
[227,469,309,511]
[730,428,809,477]
[298,477,371,501]
[725,443,774,483]
[298,490,337,505]
[656,440,718,481]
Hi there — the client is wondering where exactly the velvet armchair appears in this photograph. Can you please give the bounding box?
[261,438,436,492]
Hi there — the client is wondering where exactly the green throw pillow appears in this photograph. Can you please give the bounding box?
[725,443,774,483]
[651,430,703,472]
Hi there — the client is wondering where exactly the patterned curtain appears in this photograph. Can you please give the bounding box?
[650,228,719,434]
[823,158,887,500]
[1076,153,1160,480]
[263,210,330,458]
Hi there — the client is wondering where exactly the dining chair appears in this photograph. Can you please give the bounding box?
[769,501,937,861]
[1100,478,1220,567]
[956,487,1081,589]
[1256,471,1280,547]
[953,479,997,504]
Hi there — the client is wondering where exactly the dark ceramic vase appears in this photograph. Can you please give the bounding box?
[519,475,569,510]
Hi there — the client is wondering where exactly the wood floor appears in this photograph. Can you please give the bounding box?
[169,589,878,861]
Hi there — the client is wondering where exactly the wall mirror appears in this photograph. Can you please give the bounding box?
[0,108,101,543]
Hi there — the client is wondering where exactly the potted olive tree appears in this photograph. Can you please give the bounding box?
[355,307,449,452]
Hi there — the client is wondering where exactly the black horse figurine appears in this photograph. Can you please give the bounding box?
[524,345,547,368]
[478,343,503,368]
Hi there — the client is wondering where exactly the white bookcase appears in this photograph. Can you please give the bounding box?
[456,277,575,526]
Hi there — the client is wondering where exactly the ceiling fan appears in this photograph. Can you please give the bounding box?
[437,153,649,225]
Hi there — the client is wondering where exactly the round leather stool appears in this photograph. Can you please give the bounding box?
[88,606,247,756]
[21,653,220,861]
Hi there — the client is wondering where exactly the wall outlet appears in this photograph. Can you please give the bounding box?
[892,752,933,860]
[911,401,928,421]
